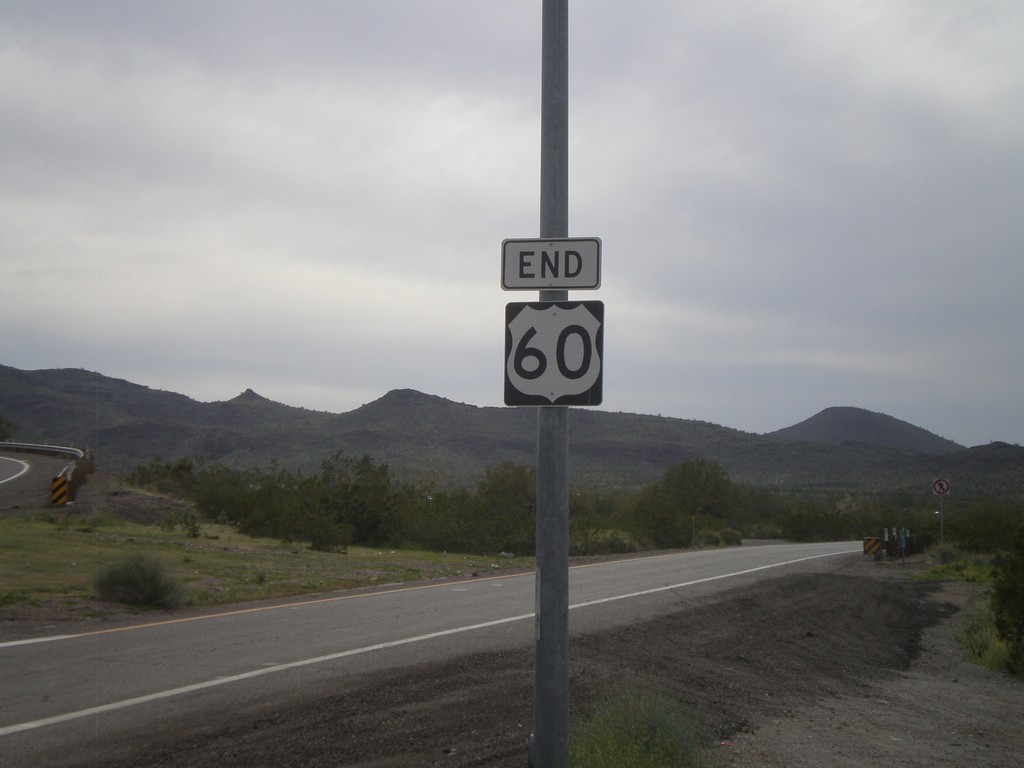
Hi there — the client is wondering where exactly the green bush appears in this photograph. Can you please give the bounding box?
[919,555,993,584]
[633,459,736,548]
[694,529,721,548]
[719,528,743,546]
[0,589,41,608]
[95,554,184,609]
[306,515,354,553]
[932,544,965,565]
[570,528,643,556]
[571,689,705,767]
[744,523,784,540]
[991,530,1024,675]
[957,598,1012,672]
[161,510,201,538]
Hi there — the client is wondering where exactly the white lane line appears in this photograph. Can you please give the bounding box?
[1,570,534,646]
[0,612,535,737]
[0,635,76,649]
[569,549,861,610]
[0,548,856,737]
[1,544,859,648]
[0,456,31,486]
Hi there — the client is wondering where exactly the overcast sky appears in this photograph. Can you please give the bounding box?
[2,1,1021,448]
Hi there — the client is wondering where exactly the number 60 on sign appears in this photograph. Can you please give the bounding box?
[504,301,604,406]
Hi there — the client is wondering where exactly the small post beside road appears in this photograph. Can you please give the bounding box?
[933,478,950,547]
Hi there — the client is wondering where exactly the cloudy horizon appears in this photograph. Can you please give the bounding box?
[2,1,1021,448]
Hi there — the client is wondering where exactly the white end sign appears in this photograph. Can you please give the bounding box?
[501,237,601,290]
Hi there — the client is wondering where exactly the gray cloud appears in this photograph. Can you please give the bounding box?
[1,1,1021,448]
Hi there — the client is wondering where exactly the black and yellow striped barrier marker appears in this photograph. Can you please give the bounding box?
[51,474,69,506]
[863,537,882,557]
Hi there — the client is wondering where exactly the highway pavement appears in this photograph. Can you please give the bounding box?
[0,541,860,765]
[0,451,66,512]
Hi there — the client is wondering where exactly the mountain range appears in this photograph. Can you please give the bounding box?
[1,364,1021,498]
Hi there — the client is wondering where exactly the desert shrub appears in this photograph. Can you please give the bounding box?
[719,528,743,546]
[161,509,201,538]
[571,689,705,767]
[317,453,402,548]
[948,500,1024,553]
[694,529,721,548]
[126,457,199,497]
[95,554,184,609]
[570,528,643,556]
[919,554,994,584]
[745,523,784,539]
[473,462,536,555]
[633,459,736,549]
[777,500,858,542]
[306,514,355,553]
[957,598,1012,673]
[0,589,41,608]
[991,529,1024,675]
[932,544,965,565]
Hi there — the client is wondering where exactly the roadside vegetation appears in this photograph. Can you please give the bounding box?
[123,453,998,558]
[120,452,1024,682]
[2,445,1021,768]
[0,510,531,612]
[4,448,1021,676]
[570,688,706,767]
[919,534,1024,680]
[95,553,184,609]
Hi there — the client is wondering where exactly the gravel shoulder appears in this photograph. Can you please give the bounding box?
[719,576,1023,768]
[19,555,1019,768]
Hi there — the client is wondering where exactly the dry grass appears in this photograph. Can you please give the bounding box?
[0,510,532,610]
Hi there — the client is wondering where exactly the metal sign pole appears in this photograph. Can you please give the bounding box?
[939,495,944,547]
[531,1,570,767]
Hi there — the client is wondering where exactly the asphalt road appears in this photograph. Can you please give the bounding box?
[0,541,860,765]
[0,451,66,512]
[0,454,29,484]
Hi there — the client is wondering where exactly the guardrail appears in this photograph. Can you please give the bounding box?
[0,442,93,505]
[0,442,85,460]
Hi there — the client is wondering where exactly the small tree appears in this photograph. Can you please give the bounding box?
[634,459,736,548]
[317,452,400,547]
[474,462,536,554]
[0,415,16,441]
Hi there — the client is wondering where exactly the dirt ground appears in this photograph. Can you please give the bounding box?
[12,558,1014,768]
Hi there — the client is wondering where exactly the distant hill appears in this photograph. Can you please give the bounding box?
[1,365,1020,497]
[765,406,964,454]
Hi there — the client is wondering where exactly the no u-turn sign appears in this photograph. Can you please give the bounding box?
[504,301,604,406]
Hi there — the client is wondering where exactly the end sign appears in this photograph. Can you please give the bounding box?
[502,237,601,290]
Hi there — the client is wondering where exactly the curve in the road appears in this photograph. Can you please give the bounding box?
[0,455,31,485]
